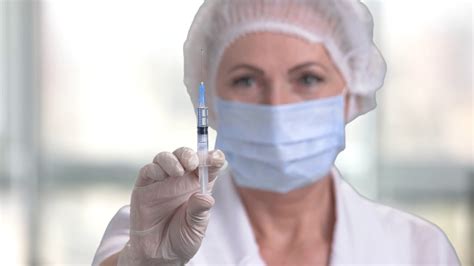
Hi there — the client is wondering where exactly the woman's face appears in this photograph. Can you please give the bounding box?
[216,32,346,105]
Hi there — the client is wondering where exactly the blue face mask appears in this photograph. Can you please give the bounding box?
[215,94,346,193]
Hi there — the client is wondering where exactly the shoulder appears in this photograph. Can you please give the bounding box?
[336,177,460,265]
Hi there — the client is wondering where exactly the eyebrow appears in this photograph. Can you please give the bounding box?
[227,61,327,75]
[228,64,265,75]
[288,62,327,73]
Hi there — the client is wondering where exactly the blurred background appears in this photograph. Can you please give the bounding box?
[0,0,472,265]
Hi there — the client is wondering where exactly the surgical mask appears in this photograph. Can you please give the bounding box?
[215,94,346,193]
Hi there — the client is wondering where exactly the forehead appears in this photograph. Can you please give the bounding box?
[219,32,332,67]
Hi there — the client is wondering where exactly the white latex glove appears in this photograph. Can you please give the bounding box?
[117,147,226,266]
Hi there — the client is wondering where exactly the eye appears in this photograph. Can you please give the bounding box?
[298,73,324,87]
[232,76,256,88]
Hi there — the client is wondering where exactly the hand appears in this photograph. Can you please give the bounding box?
[118,147,226,265]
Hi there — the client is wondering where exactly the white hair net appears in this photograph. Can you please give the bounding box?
[183,0,386,128]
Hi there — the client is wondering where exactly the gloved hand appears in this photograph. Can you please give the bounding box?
[117,147,226,266]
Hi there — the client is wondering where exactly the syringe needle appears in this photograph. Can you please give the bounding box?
[200,48,204,82]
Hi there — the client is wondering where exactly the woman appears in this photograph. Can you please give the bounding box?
[93,0,460,265]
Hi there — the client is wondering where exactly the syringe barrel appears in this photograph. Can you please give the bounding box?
[197,107,208,150]
[197,106,209,160]
[197,127,209,194]
[197,134,208,150]
[197,105,209,194]
[197,107,208,127]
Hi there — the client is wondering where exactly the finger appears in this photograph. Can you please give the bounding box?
[153,151,185,177]
[168,193,214,261]
[186,193,214,226]
[135,163,167,187]
[173,147,199,172]
[207,149,226,182]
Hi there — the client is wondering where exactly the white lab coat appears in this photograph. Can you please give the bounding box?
[93,167,460,265]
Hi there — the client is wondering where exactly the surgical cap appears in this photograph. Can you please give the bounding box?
[183,0,387,128]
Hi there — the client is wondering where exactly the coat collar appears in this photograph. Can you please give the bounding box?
[329,166,356,264]
[207,165,368,265]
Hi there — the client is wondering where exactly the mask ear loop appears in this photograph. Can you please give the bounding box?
[340,87,351,123]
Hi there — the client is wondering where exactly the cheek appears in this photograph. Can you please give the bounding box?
[215,69,230,99]
[329,67,347,92]
[315,75,346,99]
[217,88,262,103]
[215,77,240,101]
[215,79,226,98]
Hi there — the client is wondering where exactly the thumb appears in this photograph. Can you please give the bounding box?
[169,193,214,262]
[186,193,214,226]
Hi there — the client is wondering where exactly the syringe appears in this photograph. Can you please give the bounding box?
[197,81,209,194]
